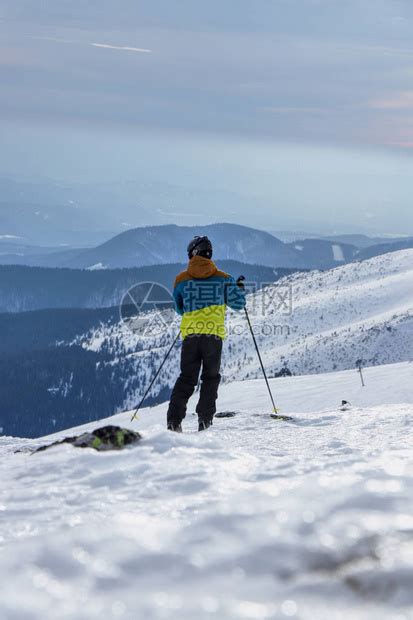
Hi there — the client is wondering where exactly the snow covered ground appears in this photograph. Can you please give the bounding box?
[1,361,413,619]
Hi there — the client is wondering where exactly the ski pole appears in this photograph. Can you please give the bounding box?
[243,306,279,414]
[356,359,365,387]
[130,331,180,422]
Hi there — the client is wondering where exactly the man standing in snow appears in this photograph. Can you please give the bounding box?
[167,236,246,432]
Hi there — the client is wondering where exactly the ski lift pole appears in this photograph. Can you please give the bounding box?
[243,306,279,414]
[131,331,180,422]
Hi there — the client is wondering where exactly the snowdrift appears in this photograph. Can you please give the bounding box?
[1,361,413,619]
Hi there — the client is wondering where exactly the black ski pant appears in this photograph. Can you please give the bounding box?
[167,334,223,426]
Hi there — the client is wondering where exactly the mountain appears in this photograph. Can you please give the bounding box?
[270,231,409,247]
[77,248,413,412]
[6,220,407,272]
[0,242,89,267]
[285,238,356,268]
[1,248,411,438]
[14,223,357,270]
[0,262,297,313]
[355,237,413,261]
[320,233,410,249]
[222,248,413,379]
[2,362,413,619]
[0,239,80,257]
[47,223,303,269]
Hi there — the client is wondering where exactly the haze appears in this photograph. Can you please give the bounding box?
[1,0,413,235]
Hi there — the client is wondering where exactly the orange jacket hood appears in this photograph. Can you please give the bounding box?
[186,256,218,279]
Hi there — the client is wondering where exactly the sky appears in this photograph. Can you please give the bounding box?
[1,0,413,235]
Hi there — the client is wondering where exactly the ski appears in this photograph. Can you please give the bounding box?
[215,411,294,422]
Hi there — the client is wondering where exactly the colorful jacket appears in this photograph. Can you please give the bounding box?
[173,256,246,339]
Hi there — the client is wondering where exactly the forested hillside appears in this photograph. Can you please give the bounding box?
[0,262,295,312]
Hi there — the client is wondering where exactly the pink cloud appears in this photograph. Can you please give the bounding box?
[368,91,413,110]
[385,141,413,148]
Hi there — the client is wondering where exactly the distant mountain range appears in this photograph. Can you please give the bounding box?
[63,223,313,269]
[355,238,413,261]
[273,231,410,249]
[1,222,411,273]
[0,223,360,271]
[320,234,411,249]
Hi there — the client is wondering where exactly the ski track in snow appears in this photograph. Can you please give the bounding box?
[1,362,413,619]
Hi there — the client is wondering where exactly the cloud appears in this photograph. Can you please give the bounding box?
[340,43,413,59]
[386,141,413,148]
[91,43,152,54]
[7,1,413,154]
[32,36,152,54]
[262,106,328,115]
[32,36,76,44]
[367,91,413,110]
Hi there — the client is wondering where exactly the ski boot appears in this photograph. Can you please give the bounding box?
[198,419,213,432]
[167,423,182,433]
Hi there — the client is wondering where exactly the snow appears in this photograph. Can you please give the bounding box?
[332,244,345,262]
[1,361,413,619]
[87,262,107,271]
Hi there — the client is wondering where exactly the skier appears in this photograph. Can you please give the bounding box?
[167,235,246,432]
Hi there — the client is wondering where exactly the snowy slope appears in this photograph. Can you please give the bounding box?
[76,249,413,412]
[224,247,413,379]
[1,362,413,619]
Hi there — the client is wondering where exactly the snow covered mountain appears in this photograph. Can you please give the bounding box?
[356,237,413,261]
[76,249,413,412]
[2,361,413,619]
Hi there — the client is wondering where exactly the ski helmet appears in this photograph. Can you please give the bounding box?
[187,235,213,259]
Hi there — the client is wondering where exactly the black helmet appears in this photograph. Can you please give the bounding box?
[187,235,213,259]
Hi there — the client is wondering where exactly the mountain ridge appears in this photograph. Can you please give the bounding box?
[5,222,357,271]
